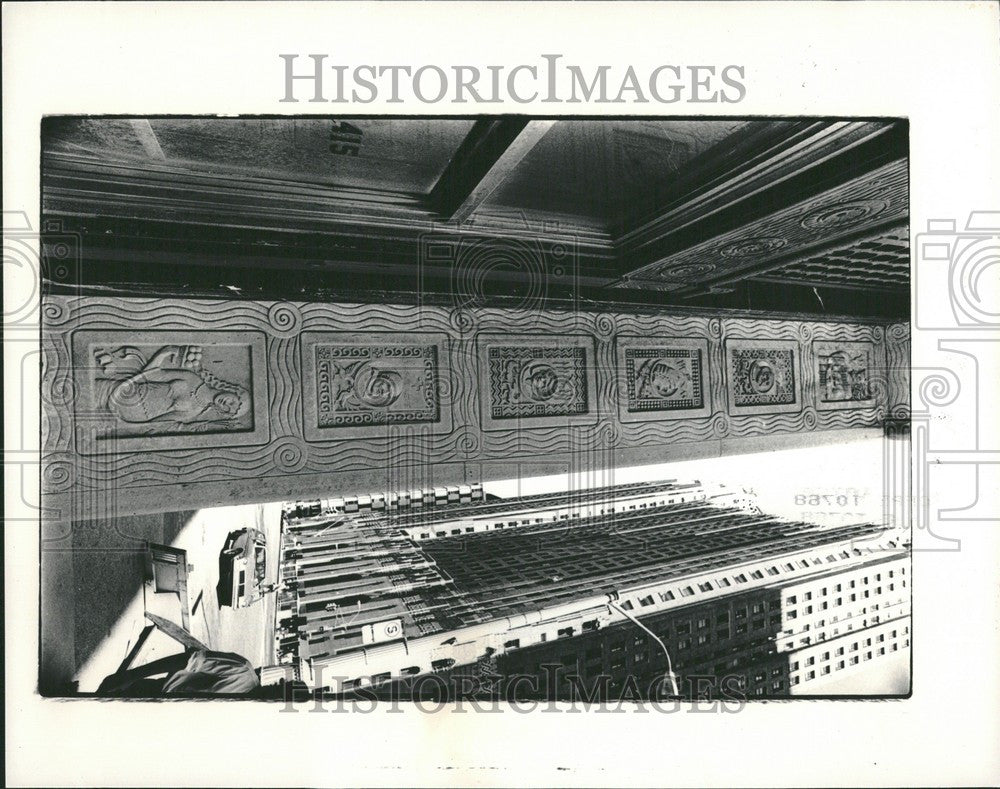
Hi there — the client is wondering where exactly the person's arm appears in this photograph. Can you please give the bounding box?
[97,651,192,693]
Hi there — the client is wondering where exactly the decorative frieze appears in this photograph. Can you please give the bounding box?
[41,298,900,515]
[615,336,710,422]
[301,332,452,441]
[814,341,877,410]
[476,335,597,430]
[725,339,801,415]
[70,329,269,453]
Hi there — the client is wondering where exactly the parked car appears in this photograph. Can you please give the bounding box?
[217,528,267,608]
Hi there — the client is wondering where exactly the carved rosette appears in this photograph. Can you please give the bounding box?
[272,437,308,473]
[267,302,303,337]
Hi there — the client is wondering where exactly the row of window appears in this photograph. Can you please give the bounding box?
[786,581,907,620]
[614,551,902,622]
[413,495,702,540]
[792,638,910,685]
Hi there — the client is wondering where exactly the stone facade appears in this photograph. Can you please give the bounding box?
[41,296,909,519]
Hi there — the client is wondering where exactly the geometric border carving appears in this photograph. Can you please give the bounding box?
[615,336,711,422]
[301,331,453,442]
[476,333,599,431]
[724,337,802,416]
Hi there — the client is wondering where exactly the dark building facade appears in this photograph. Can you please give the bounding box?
[276,479,909,698]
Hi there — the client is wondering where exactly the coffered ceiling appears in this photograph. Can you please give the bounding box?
[41,116,909,319]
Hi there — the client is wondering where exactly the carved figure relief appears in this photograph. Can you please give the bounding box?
[818,349,870,401]
[814,341,876,409]
[730,348,796,407]
[90,344,253,436]
[487,346,588,419]
[315,344,439,427]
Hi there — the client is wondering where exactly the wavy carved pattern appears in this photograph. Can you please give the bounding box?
[41,296,900,505]
[885,323,910,417]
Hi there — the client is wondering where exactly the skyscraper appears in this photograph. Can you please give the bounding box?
[274,479,909,698]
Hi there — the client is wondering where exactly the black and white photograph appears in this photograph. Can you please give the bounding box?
[38,116,911,701]
[5,3,999,787]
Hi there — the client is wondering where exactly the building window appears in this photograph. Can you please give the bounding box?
[697,618,708,629]
[787,595,797,604]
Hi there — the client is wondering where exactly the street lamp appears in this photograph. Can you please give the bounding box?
[607,592,680,697]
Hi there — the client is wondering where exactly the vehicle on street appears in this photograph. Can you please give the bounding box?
[217,528,267,608]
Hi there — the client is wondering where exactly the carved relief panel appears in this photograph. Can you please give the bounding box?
[301,332,453,441]
[476,334,598,430]
[71,330,270,453]
[813,340,877,410]
[42,297,899,517]
[725,338,801,416]
[615,336,711,422]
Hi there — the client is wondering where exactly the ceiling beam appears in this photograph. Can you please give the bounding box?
[429,119,555,225]
[128,120,166,161]
[614,120,908,279]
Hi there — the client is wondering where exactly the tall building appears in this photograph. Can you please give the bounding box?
[275,479,909,698]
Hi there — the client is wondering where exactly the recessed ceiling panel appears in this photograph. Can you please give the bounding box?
[480,119,746,228]
[43,118,476,193]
